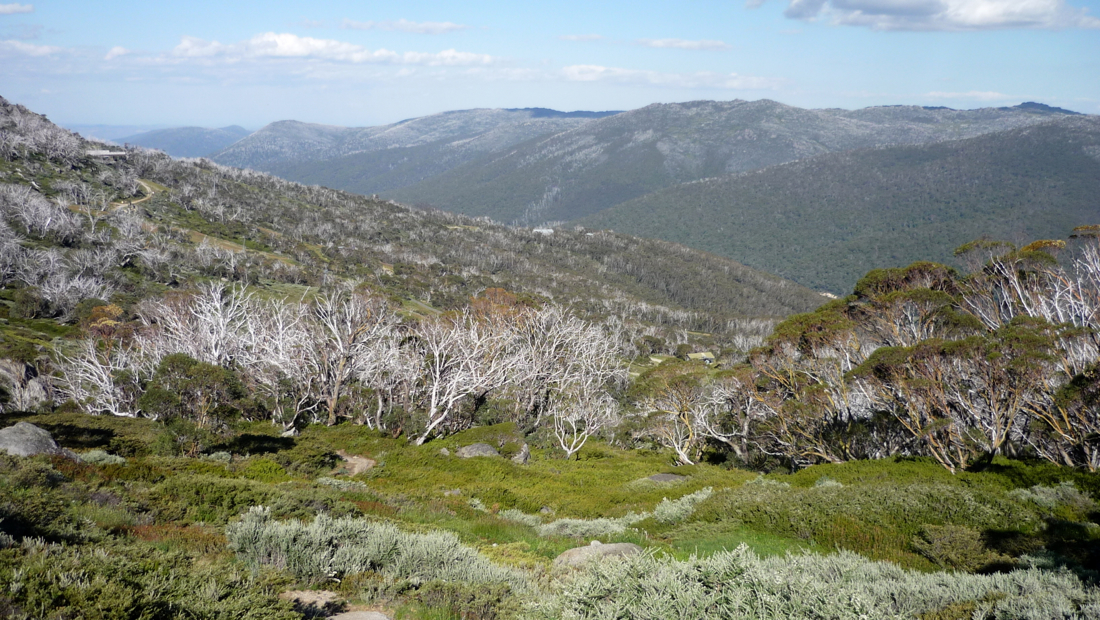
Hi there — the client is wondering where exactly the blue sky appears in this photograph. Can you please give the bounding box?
[1,0,1098,129]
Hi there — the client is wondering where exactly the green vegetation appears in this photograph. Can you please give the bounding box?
[585,116,1100,293]
[3,414,1099,619]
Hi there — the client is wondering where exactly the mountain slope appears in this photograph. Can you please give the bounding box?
[0,95,821,356]
[582,115,1100,293]
[121,125,252,157]
[384,100,1079,224]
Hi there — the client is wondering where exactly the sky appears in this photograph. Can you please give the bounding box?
[1,0,1098,130]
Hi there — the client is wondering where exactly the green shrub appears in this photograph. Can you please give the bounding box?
[1009,482,1097,522]
[78,449,126,466]
[240,458,289,483]
[912,524,1011,572]
[0,537,298,619]
[153,475,274,524]
[652,487,712,525]
[692,474,1039,568]
[226,507,529,591]
[529,546,1100,620]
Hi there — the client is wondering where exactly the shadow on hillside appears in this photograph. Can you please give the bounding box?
[213,433,294,455]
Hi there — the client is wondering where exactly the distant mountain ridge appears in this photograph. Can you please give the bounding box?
[214,107,617,168]
[121,125,252,158]
[210,98,1080,227]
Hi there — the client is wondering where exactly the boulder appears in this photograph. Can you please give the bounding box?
[553,541,643,568]
[511,443,530,465]
[439,447,450,456]
[0,422,64,457]
[456,443,500,458]
[329,613,390,620]
[648,473,688,483]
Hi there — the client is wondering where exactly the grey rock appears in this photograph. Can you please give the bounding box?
[511,443,530,465]
[539,505,555,515]
[648,473,688,483]
[553,542,643,568]
[279,428,299,438]
[439,447,450,456]
[0,422,63,457]
[456,443,500,458]
[443,488,462,496]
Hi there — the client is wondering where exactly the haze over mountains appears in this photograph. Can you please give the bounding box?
[99,98,1095,294]
[121,125,252,158]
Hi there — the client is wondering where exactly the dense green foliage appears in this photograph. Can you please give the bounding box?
[585,116,1100,293]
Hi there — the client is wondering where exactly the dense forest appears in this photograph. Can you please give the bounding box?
[584,116,1100,293]
[2,96,1100,620]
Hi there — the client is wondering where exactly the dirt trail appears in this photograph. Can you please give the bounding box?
[109,179,157,211]
[336,450,376,475]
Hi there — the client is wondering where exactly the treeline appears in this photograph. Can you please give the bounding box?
[636,230,1100,471]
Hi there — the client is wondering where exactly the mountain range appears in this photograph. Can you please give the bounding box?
[65,98,1096,295]
[206,99,1094,293]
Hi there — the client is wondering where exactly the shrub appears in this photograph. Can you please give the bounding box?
[240,458,289,483]
[912,524,1011,572]
[153,475,274,524]
[226,507,529,592]
[1009,482,1097,522]
[497,509,541,528]
[78,449,126,466]
[0,537,299,619]
[536,513,646,539]
[652,487,712,525]
[317,477,368,492]
[528,546,1100,620]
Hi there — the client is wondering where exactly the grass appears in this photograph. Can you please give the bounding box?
[666,522,821,559]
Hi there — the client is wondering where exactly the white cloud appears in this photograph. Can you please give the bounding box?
[341,18,468,34]
[297,19,325,28]
[104,46,129,60]
[561,64,781,89]
[559,34,603,41]
[0,38,58,55]
[755,0,1100,29]
[0,4,32,15]
[926,90,1015,100]
[171,32,493,66]
[637,38,732,50]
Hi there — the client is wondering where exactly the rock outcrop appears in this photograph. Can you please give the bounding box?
[456,443,500,458]
[553,541,642,568]
[0,422,65,457]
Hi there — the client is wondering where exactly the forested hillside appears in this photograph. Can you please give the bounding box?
[585,115,1100,293]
